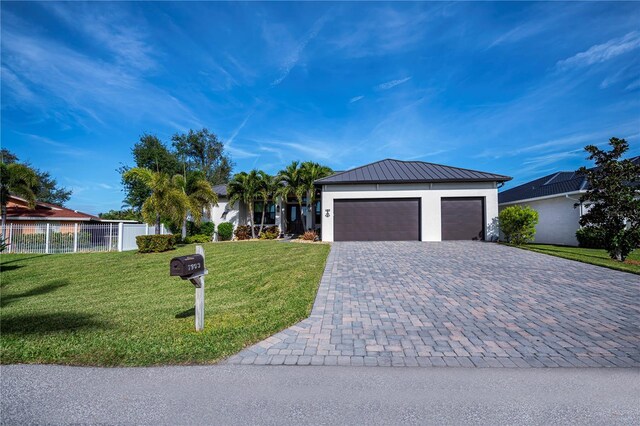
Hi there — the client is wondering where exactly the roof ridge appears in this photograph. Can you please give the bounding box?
[387,158,511,179]
[316,158,510,183]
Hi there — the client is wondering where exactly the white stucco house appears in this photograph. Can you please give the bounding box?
[498,172,588,246]
[211,159,512,242]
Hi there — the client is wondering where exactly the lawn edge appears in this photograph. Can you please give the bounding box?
[505,243,640,275]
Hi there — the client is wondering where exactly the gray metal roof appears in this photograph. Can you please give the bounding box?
[315,159,512,185]
[213,184,227,197]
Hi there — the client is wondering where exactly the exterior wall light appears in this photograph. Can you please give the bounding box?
[325,209,331,217]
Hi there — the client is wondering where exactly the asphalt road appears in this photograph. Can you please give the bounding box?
[2,365,639,425]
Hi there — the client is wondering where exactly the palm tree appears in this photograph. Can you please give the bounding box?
[1,162,39,238]
[176,171,219,239]
[227,170,262,238]
[256,171,283,236]
[300,161,333,230]
[123,168,189,234]
[277,161,306,233]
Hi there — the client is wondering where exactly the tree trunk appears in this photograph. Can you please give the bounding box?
[258,199,267,236]
[156,214,161,235]
[181,217,188,239]
[298,201,305,232]
[1,204,6,240]
[249,203,256,239]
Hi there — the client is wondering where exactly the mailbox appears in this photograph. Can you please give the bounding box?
[170,254,205,279]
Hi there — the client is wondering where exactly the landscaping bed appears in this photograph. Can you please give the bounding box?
[516,244,639,275]
[0,241,330,366]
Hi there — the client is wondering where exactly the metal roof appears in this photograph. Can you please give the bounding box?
[213,184,227,197]
[315,159,512,185]
[498,156,640,204]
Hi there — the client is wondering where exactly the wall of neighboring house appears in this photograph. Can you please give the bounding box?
[210,198,243,229]
[321,182,500,242]
[500,195,583,246]
[5,220,82,234]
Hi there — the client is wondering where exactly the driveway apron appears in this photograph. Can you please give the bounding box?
[227,242,639,367]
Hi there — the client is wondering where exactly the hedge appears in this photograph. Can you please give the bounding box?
[136,234,177,253]
[217,222,233,241]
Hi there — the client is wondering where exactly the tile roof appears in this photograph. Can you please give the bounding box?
[498,156,640,204]
[6,196,100,221]
[315,159,512,185]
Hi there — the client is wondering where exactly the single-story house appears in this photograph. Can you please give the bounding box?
[4,195,102,233]
[213,159,512,242]
[498,156,639,246]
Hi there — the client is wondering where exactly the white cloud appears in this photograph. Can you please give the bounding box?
[375,77,411,91]
[626,78,640,90]
[349,95,364,103]
[557,31,640,69]
[271,13,330,86]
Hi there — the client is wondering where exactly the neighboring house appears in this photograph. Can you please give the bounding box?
[4,195,102,233]
[211,159,512,242]
[498,156,639,246]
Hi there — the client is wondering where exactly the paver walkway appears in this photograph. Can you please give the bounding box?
[227,242,639,367]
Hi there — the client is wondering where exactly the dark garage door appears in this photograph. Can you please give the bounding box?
[441,197,485,240]
[334,199,420,241]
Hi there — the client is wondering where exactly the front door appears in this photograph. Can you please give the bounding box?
[286,204,304,234]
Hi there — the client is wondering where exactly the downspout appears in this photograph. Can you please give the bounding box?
[565,194,583,225]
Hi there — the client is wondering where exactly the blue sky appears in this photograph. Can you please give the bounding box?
[2,1,639,214]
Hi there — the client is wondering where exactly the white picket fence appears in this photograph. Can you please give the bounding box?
[3,223,170,254]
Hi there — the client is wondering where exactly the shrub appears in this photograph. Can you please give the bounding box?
[186,221,215,237]
[301,230,317,241]
[259,226,280,240]
[499,205,539,245]
[234,225,252,240]
[136,234,176,253]
[184,234,211,244]
[576,226,606,249]
[217,222,233,241]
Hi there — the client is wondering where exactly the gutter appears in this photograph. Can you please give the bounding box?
[499,191,586,206]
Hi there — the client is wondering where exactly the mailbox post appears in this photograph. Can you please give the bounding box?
[170,245,208,331]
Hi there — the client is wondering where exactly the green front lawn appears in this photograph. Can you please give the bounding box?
[0,241,330,366]
[517,244,640,274]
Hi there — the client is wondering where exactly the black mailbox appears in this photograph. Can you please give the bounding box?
[170,254,205,279]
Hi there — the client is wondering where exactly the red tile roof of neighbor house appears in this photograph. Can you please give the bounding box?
[6,195,100,221]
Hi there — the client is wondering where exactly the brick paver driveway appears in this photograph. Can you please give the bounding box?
[228,242,639,367]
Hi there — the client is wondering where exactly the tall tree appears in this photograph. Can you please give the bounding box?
[300,161,333,230]
[1,162,39,237]
[577,137,640,261]
[2,149,72,206]
[256,171,283,236]
[122,168,189,234]
[227,170,262,239]
[119,134,182,212]
[175,171,219,239]
[172,128,233,185]
[277,161,306,233]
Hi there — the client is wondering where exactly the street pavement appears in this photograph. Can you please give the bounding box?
[2,364,639,425]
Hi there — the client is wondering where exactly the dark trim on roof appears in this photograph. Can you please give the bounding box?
[315,159,512,185]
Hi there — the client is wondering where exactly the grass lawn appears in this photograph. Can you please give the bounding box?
[0,241,330,366]
[517,244,640,275]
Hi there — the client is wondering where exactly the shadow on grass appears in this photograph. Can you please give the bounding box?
[175,307,195,318]
[0,254,49,265]
[1,312,109,335]
[0,264,24,273]
[1,280,69,307]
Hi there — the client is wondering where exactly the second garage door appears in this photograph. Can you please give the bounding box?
[334,198,420,241]
[441,197,485,240]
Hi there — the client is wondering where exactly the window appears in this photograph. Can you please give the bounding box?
[315,201,321,226]
[253,201,276,225]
